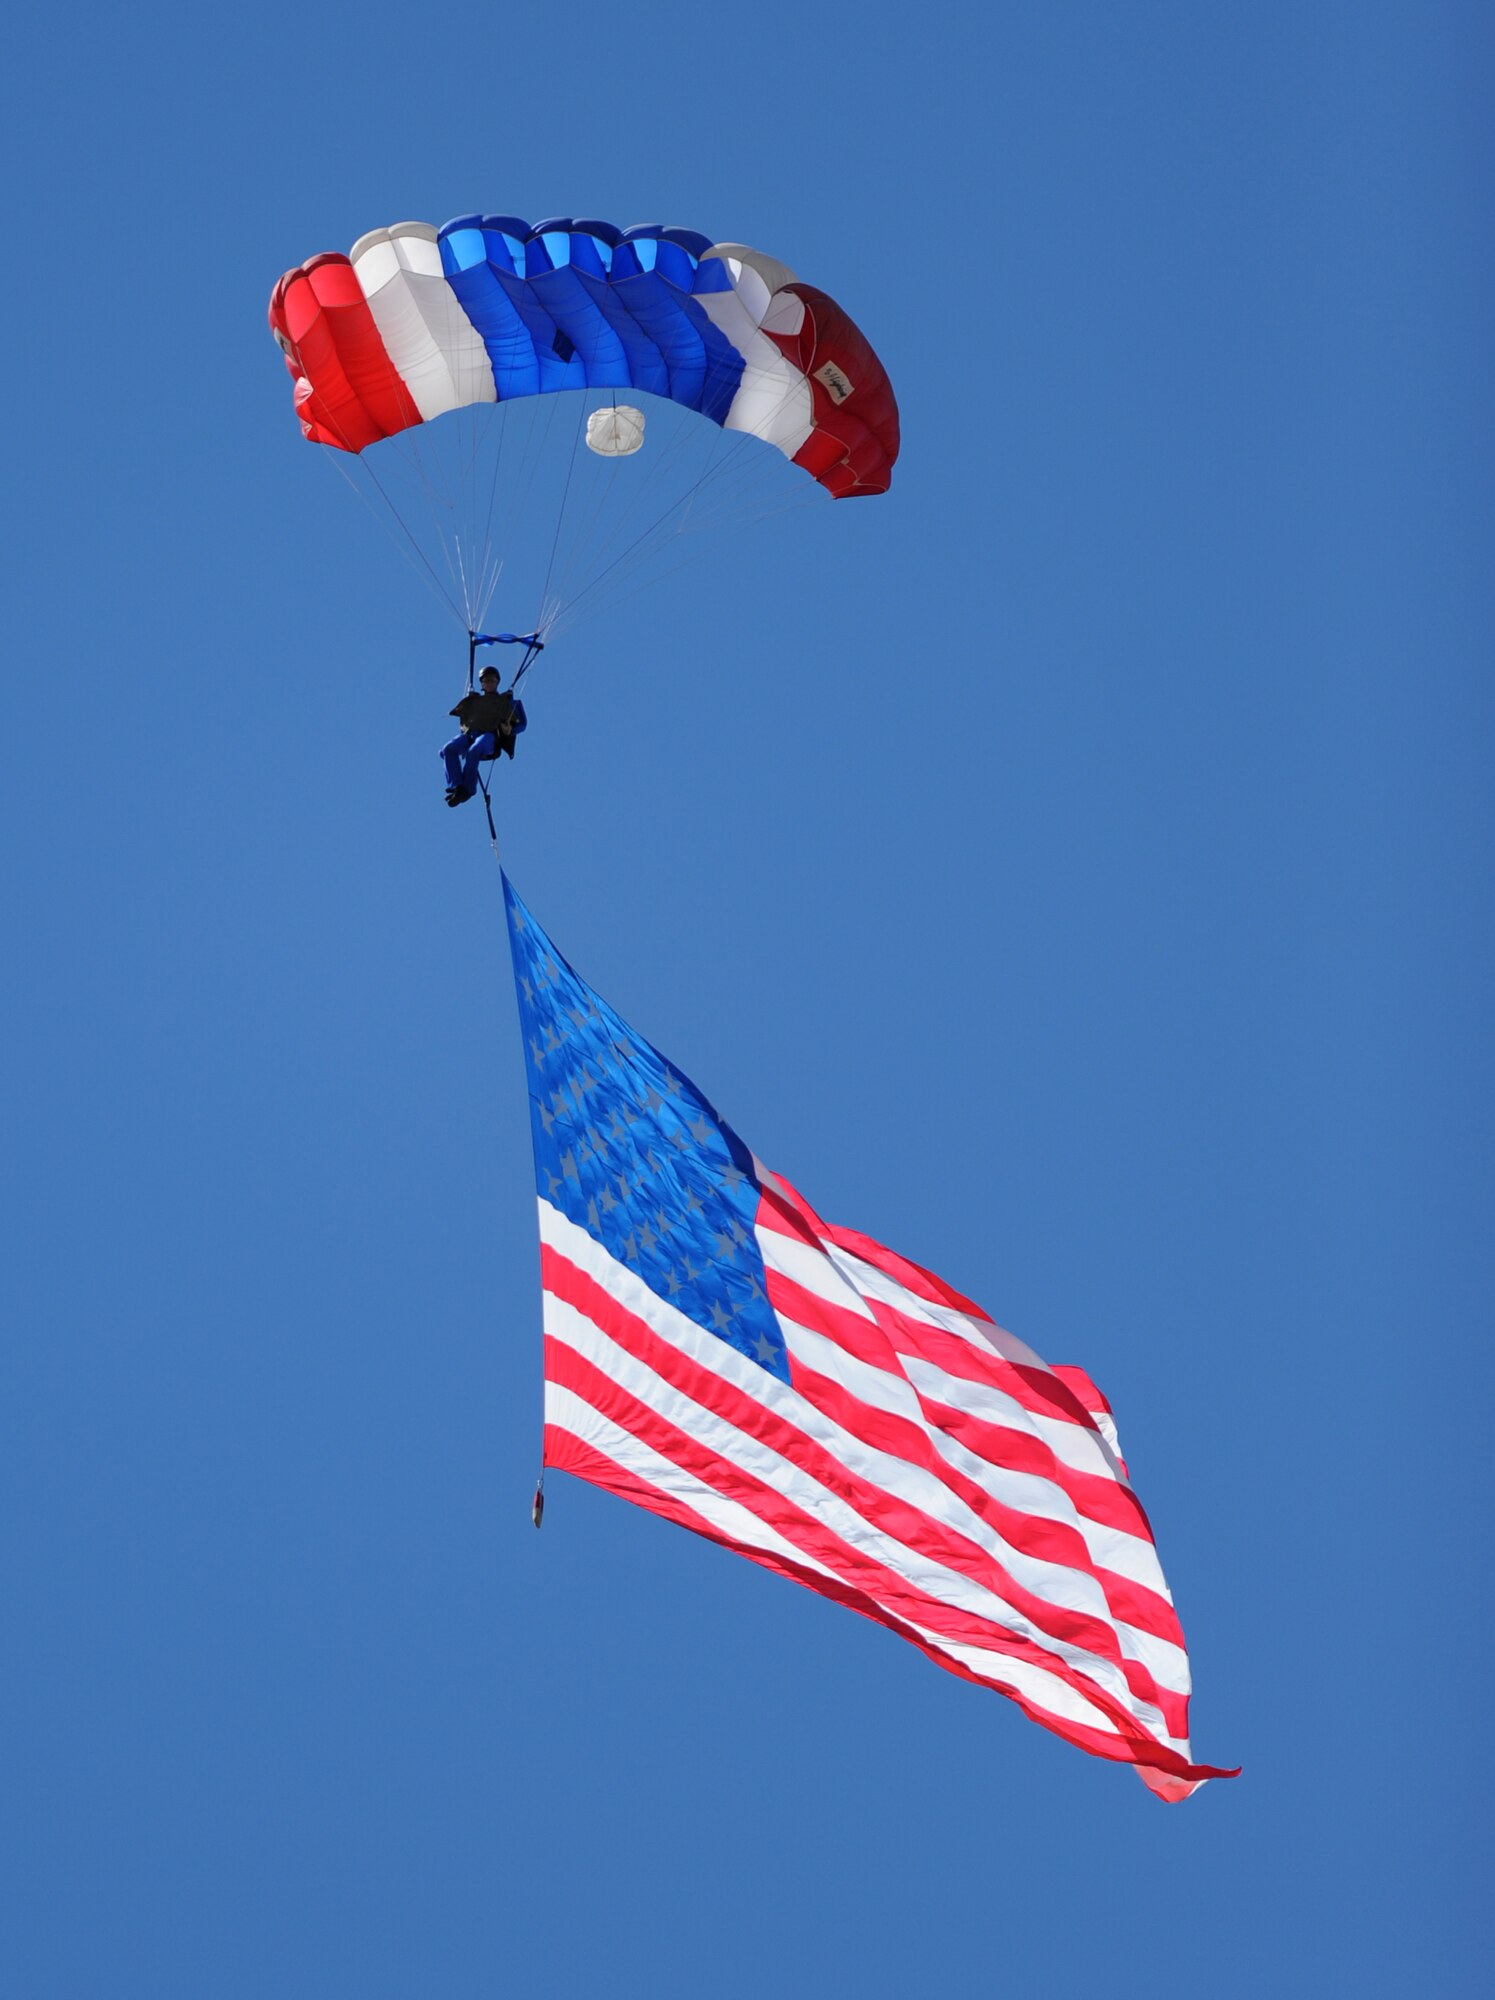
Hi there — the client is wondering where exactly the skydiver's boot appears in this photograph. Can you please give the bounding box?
[446,786,476,807]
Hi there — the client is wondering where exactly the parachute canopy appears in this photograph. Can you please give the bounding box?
[270,217,899,500]
[269,214,898,643]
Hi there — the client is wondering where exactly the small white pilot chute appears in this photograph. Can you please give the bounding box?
[585,404,646,457]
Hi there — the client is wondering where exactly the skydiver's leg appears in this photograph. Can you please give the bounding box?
[441,734,469,790]
[460,733,497,789]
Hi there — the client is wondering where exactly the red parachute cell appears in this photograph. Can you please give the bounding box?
[268,255,420,454]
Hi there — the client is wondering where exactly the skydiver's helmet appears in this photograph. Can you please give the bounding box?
[478,665,501,686]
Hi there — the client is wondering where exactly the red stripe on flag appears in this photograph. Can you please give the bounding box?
[784,1343,1186,1668]
[545,1425,1189,1777]
[757,1187,1114,1450]
[542,1248,1192,1746]
[543,1332,1232,1790]
[763,1259,1157,1547]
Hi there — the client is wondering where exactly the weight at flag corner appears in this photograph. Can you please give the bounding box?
[504,874,1237,1801]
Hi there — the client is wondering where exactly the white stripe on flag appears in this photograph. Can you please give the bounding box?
[777,1307,1175,1608]
[543,1384,1128,1742]
[540,1203,1191,1751]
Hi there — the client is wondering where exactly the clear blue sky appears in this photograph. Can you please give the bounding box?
[4,4,1490,1994]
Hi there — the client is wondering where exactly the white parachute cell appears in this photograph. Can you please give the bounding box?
[585,405,646,457]
[350,223,495,422]
[694,244,814,459]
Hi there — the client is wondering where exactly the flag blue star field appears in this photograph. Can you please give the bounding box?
[505,877,1235,1799]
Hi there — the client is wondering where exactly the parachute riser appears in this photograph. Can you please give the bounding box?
[510,639,544,693]
[469,628,545,694]
[479,773,500,859]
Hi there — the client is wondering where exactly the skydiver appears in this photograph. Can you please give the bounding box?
[442,664,527,806]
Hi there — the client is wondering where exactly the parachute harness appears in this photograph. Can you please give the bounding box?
[464,628,543,869]
[465,626,544,856]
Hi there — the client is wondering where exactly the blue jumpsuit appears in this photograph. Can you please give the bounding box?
[441,691,527,794]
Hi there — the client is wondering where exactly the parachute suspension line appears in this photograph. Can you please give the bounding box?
[558,362,810,630]
[391,424,468,616]
[474,393,559,635]
[564,484,823,633]
[547,427,762,634]
[319,445,465,629]
[459,401,490,622]
[305,385,479,638]
[557,386,624,602]
[547,389,717,623]
[543,399,825,644]
[567,390,714,591]
[457,402,484,558]
[511,395,563,581]
[429,424,469,617]
[535,397,588,638]
[474,399,511,628]
[555,352,830,625]
[454,540,475,632]
[549,415,626,617]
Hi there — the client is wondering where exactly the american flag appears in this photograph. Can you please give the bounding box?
[507,877,1234,1799]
